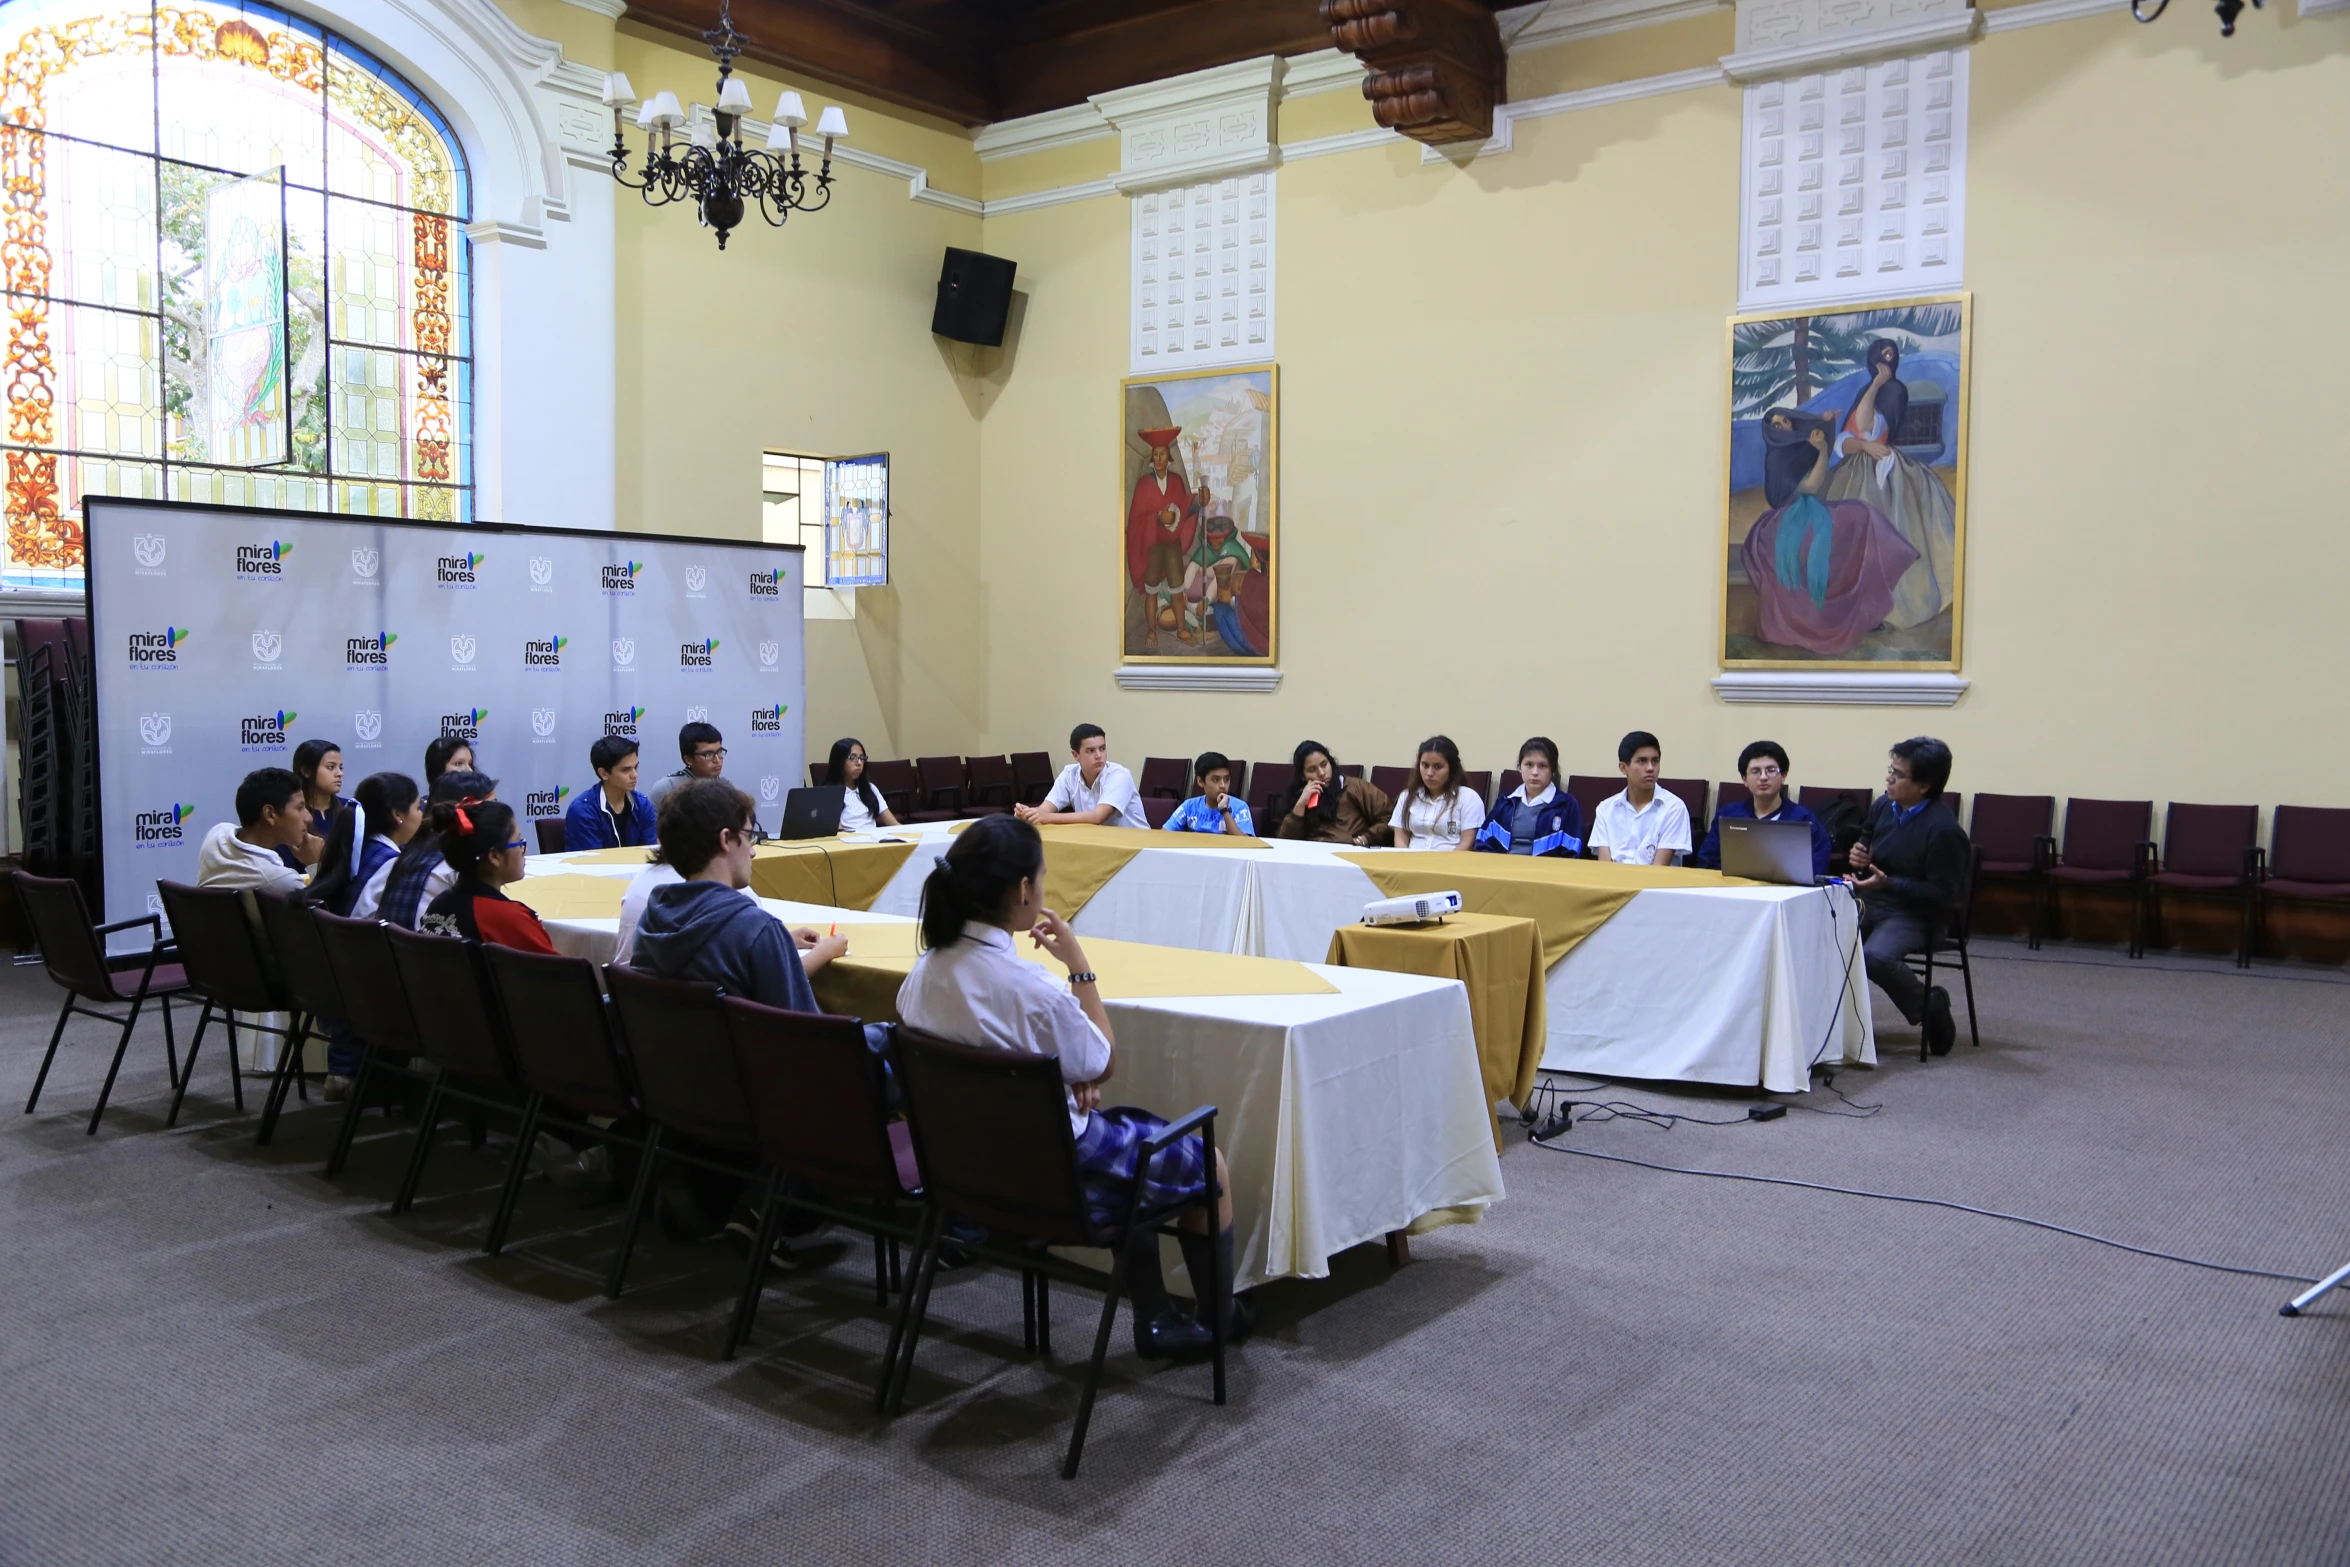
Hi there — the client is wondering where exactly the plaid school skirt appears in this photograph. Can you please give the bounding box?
[1075,1106,1209,1233]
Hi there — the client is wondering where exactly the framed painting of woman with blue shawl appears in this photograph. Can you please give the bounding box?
[1721,295,1970,669]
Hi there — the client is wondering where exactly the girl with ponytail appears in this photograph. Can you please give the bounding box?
[305,772,423,918]
[898,815,1255,1361]
[419,799,556,954]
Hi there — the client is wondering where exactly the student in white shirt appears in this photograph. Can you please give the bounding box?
[196,768,311,897]
[823,737,900,832]
[1389,734,1483,850]
[613,858,686,965]
[898,815,1251,1359]
[1015,724,1149,830]
[1590,729,1693,866]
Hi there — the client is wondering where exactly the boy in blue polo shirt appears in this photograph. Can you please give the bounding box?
[1163,752,1254,836]
[1694,740,1831,876]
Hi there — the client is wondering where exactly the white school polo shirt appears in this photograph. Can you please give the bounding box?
[1591,789,1693,865]
[1044,760,1149,829]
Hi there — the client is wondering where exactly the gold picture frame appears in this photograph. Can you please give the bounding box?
[1720,292,1971,671]
[1119,362,1277,666]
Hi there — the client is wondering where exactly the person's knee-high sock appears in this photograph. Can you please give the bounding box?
[1177,1226,1237,1332]
[1124,1232,1175,1323]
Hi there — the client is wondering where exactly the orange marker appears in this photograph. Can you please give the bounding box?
[828,923,838,936]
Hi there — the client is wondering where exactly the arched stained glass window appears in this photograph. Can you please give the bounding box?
[0,0,472,589]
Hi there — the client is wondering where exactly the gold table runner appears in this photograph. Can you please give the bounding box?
[1324,913,1547,1138]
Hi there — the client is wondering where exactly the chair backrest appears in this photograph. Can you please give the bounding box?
[252,892,347,1025]
[1498,769,1524,803]
[1660,778,1708,835]
[1137,757,1189,800]
[1937,790,1963,820]
[1009,751,1055,805]
[1967,792,2053,862]
[1565,776,1620,849]
[1336,763,1364,781]
[2271,806,2350,885]
[153,881,283,1013]
[1218,758,1247,803]
[1801,785,1874,819]
[533,819,566,855]
[965,754,1017,808]
[2061,798,2153,871]
[384,924,517,1083]
[14,870,120,1001]
[914,756,967,809]
[479,943,636,1118]
[1461,770,1493,808]
[865,760,920,817]
[602,963,758,1149]
[2162,803,2258,878]
[1247,762,1293,821]
[724,998,906,1200]
[1370,765,1413,802]
[310,910,421,1055]
[1142,796,1176,829]
[1717,780,1751,816]
[808,761,827,788]
[894,1023,1095,1246]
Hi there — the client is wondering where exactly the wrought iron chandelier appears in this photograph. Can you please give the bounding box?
[2131,0,2259,35]
[600,0,849,250]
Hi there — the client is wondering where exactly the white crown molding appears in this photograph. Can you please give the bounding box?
[1420,64,1727,162]
[1283,126,1407,161]
[1093,55,1284,195]
[1721,6,1981,81]
[1280,47,1368,97]
[2301,0,2348,15]
[1710,671,1969,705]
[698,115,982,214]
[1979,0,2124,27]
[1114,665,1284,693]
[553,0,626,16]
[1500,0,1734,50]
[466,217,549,247]
[974,102,1114,162]
[982,178,1120,216]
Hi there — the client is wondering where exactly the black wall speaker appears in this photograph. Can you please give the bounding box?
[931,247,1017,347]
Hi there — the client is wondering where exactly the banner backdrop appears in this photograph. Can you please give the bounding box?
[88,498,806,935]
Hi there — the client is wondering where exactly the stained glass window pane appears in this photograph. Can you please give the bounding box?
[0,0,472,589]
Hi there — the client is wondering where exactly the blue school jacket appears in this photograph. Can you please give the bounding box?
[1693,798,1831,876]
[1472,790,1585,858]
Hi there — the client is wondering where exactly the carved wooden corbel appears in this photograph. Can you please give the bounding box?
[1319,0,1505,145]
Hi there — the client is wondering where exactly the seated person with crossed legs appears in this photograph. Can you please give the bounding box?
[1849,736,1970,1055]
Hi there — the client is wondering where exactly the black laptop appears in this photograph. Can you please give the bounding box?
[777,784,846,840]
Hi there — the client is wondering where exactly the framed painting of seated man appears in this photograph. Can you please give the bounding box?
[1120,365,1277,666]
[1722,294,1971,670]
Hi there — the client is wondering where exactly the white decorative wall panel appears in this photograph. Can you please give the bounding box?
[1131,172,1276,374]
[1737,48,1967,312]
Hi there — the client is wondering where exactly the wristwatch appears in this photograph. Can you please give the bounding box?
[1066,970,1098,987]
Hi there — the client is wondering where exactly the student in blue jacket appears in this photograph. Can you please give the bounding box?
[1694,740,1832,876]
[562,734,658,850]
[1473,737,1584,857]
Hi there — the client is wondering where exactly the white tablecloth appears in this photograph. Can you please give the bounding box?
[529,883,1504,1290]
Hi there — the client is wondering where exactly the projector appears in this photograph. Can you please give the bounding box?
[1362,890,1463,926]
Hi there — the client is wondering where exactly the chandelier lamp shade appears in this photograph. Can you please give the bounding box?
[601,0,848,250]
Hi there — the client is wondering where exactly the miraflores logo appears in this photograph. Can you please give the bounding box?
[132,533,167,573]
[678,637,718,669]
[345,631,396,669]
[353,710,384,747]
[240,709,297,750]
[749,566,782,597]
[749,702,786,734]
[600,560,643,593]
[531,707,558,741]
[235,539,293,578]
[523,784,572,820]
[528,556,554,590]
[602,705,644,738]
[127,626,189,667]
[251,629,283,668]
[758,775,781,803]
[523,633,568,669]
[757,640,780,670]
[133,802,196,846]
[611,638,636,669]
[438,707,488,743]
[436,549,484,587]
[138,714,172,753]
[449,634,477,670]
[350,547,380,582]
[684,565,707,594]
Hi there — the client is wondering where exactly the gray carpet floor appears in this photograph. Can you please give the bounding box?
[4,939,2349,1567]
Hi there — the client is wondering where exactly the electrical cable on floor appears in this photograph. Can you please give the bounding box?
[1526,1136,2319,1285]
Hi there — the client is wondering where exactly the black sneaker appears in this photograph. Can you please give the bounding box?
[1133,1310,1215,1362]
[1924,987,1956,1056]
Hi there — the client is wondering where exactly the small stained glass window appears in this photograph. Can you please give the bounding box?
[821,453,886,588]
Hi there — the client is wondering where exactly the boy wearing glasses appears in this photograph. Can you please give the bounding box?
[645,721,727,809]
[1694,740,1831,876]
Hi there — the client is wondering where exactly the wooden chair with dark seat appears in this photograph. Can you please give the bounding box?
[882,1023,1227,1479]
[601,964,768,1306]
[1218,758,1247,804]
[250,891,343,1145]
[1010,751,1056,807]
[383,925,533,1218]
[2047,798,2156,957]
[808,762,827,788]
[1801,785,1877,875]
[1717,781,1752,818]
[312,909,429,1180]
[478,943,648,1257]
[1142,796,1177,829]
[1498,769,1524,803]
[533,820,567,855]
[903,756,966,823]
[1660,778,1709,841]
[1247,762,1294,825]
[1965,793,2056,949]
[1336,763,1365,782]
[864,759,921,822]
[1901,851,1982,1060]
[1137,757,1190,801]
[721,1000,924,1366]
[1565,776,1620,857]
[1938,791,1965,820]
[153,881,303,1132]
[1462,770,1494,809]
[964,754,1018,815]
[17,871,193,1136]
[1370,765,1413,803]
[2259,807,2350,959]
[2147,804,2262,968]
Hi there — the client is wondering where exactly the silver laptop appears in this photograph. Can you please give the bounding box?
[1718,816,1817,886]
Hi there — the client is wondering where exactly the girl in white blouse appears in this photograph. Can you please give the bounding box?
[896,815,1250,1361]
[1389,734,1484,850]
[824,737,900,832]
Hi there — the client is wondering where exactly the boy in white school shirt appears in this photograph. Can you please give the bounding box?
[1590,730,1692,867]
[1015,723,1150,830]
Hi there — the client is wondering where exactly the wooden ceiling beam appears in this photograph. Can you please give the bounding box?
[620,0,994,125]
